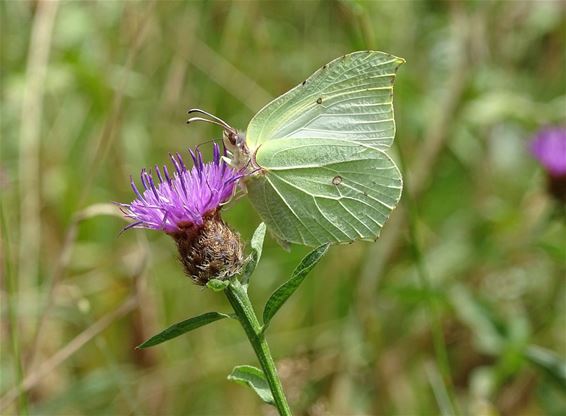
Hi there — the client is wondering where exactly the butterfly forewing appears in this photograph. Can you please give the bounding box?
[246,51,404,151]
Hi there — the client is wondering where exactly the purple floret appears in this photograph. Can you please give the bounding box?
[119,144,242,233]
[530,127,566,176]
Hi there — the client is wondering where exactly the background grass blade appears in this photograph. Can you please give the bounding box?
[227,365,274,405]
[137,312,230,349]
[525,345,566,390]
[262,244,329,327]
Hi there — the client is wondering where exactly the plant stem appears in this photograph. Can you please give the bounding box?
[394,141,460,416]
[224,280,292,415]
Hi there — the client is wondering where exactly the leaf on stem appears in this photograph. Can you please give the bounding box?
[242,222,266,285]
[137,312,230,349]
[227,365,274,405]
[207,278,230,291]
[263,244,329,328]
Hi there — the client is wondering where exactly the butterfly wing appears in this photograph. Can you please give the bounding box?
[246,138,402,246]
[243,51,404,246]
[245,51,404,151]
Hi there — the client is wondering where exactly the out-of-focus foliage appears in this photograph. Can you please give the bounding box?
[1,1,565,415]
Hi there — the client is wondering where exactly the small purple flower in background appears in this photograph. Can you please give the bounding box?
[119,143,244,284]
[530,127,566,202]
[530,127,566,176]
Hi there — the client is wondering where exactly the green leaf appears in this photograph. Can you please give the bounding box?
[137,312,230,349]
[449,285,504,354]
[207,278,230,292]
[525,345,566,389]
[241,222,266,285]
[227,365,274,405]
[263,244,329,327]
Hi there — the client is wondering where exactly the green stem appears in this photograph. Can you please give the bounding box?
[224,280,292,416]
[394,141,460,416]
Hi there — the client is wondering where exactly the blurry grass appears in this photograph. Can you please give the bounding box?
[395,136,459,416]
[1,200,28,414]
[1,0,566,415]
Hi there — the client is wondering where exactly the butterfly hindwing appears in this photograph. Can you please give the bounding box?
[246,138,402,246]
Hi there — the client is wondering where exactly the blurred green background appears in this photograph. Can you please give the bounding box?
[1,0,565,415]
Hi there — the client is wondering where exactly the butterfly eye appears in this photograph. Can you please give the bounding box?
[227,131,238,146]
[236,133,246,147]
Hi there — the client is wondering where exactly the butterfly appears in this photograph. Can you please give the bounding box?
[187,51,404,247]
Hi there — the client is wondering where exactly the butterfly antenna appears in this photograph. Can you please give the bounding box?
[187,108,235,132]
[186,116,230,130]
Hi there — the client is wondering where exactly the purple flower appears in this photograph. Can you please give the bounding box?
[530,127,566,176]
[119,144,241,234]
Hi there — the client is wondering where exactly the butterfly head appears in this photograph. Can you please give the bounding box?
[186,108,250,169]
[223,129,246,152]
[222,129,250,171]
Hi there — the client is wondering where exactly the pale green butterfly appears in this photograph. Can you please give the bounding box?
[187,51,404,247]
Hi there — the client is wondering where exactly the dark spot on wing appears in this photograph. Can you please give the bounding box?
[332,175,342,185]
[322,64,327,69]
[316,97,322,104]
[302,80,306,86]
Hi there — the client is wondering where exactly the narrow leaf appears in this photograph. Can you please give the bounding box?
[227,365,274,405]
[242,222,266,285]
[525,345,566,389]
[449,285,504,354]
[263,244,329,327]
[137,312,230,349]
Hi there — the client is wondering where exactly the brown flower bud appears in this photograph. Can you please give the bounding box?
[171,211,244,285]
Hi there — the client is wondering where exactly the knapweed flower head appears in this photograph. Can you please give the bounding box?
[530,127,566,202]
[119,143,244,284]
[122,143,240,233]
